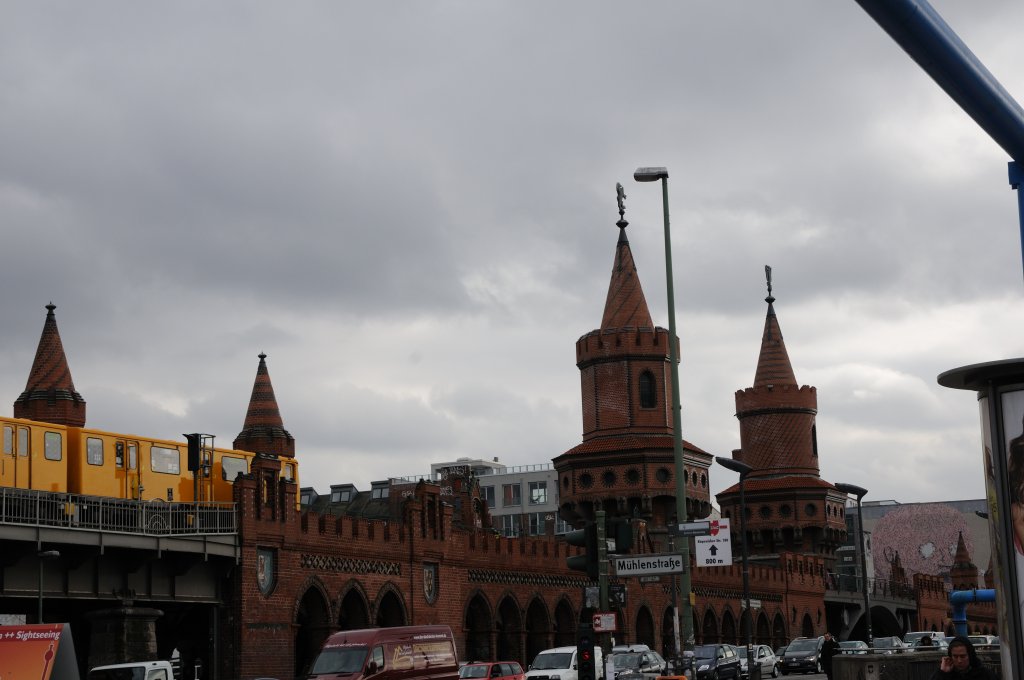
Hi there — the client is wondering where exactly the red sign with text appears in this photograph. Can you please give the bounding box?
[0,623,80,680]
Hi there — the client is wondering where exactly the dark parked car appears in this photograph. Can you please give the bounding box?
[692,644,741,679]
[779,637,824,675]
[611,650,667,680]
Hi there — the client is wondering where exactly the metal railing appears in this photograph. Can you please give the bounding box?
[0,487,236,536]
[825,571,916,600]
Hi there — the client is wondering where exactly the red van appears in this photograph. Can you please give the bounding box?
[308,625,460,680]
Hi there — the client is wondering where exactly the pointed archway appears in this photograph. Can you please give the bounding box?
[721,610,736,645]
[554,599,576,648]
[525,598,551,665]
[295,584,332,679]
[772,612,787,649]
[801,613,814,638]
[339,584,371,631]
[702,609,720,644]
[635,606,655,649]
[376,587,407,628]
[496,595,524,664]
[755,612,771,645]
[465,593,493,662]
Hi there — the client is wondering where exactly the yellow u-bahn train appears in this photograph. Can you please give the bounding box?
[0,415,297,503]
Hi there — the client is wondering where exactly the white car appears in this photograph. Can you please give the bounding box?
[737,644,778,678]
[526,646,605,680]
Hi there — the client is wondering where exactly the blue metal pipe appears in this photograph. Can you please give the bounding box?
[949,589,996,637]
[853,0,1024,162]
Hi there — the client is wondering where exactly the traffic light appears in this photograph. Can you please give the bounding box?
[566,522,598,579]
[609,517,633,554]
[184,433,201,473]
[576,622,596,680]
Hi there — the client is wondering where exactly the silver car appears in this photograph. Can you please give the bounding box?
[737,644,778,678]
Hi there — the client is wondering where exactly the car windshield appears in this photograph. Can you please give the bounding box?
[692,646,719,660]
[839,642,860,648]
[787,639,817,653]
[613,654,641,670]
[532,653,573,670]
[460,666,491,679]
[310,647,368,675]
[735,648,747,659]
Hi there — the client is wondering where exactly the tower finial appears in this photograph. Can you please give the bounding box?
[764,265,775,305]
[616,182,628,241]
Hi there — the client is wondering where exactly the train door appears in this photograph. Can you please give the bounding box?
[1,424,13,487]
[115,439,141,499]
[15,426,31,488]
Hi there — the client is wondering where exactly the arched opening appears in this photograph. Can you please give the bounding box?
[755,612,771,646]
[376,588,407,628]
[497,596,524,664]
[721,610,737,645]
[702,609,720,644]
[465,593,493,662]
[772,612,787,649]
[295,586,332,679]
[662,608,676,659]
[525,598,551,665]
[801,613,814,639]
[554,599,576,648]
[635,606,655,649]
[338,586,370,631]
[639,371,656,408]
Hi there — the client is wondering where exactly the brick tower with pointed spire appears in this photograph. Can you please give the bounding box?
[233,352,295,457]
[553,190,712,529]
[717,269,847,561]
[14,303,86,427]
[950,530,980,590]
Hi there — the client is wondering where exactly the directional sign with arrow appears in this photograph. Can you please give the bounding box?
[694,518,732,567]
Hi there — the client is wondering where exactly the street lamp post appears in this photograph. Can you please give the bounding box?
[37,549,60,624]
[716,457,754,678]
[634,166,693,662]
[834,483,872,646]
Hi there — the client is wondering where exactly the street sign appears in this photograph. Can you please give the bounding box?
[593,612,617,632]
[674,521,711,537]
[639,575,661,584]
[741,598,762,610]
[613,553,686,576]
[694,518,732,567]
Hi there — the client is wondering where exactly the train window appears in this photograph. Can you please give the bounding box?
[2,426,10,454]
[115,441,124,468]
[87,437,104,466]
[44,431,62,461]
[222,456,247,481]
[18,427,29,457]
[128,443,138,470]
[151,446,180,474]
[283,463,295,481]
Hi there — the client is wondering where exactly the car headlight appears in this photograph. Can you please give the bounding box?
[698,664,709,672]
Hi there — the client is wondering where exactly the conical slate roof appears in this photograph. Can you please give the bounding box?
[753,292,797,388]
[14,303,86,426]
[600,224,654,331]
[233,352,295,457]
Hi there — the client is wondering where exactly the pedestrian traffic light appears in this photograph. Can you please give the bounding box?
[609,517,633,553]
[566,522,598,579]
[576,622,596,680]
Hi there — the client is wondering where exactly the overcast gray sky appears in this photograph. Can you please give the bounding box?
[2,1,1023,506]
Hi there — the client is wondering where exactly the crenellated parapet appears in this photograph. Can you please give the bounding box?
[575,327,672,366]
[734,383,817,413]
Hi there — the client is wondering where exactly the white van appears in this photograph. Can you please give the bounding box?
[88,660,175,680]
[525,646,604,680]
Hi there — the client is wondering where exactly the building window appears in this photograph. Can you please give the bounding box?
[501,515,519,537]
[639,370,657,408]
[372,484,390,499]
[554,517,570,534]
[528,512,547,536]
[503,483,521,507]
[529,481,547,505]
[481,485,496,509]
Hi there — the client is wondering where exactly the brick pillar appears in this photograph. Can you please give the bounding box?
[86,606,164,668]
